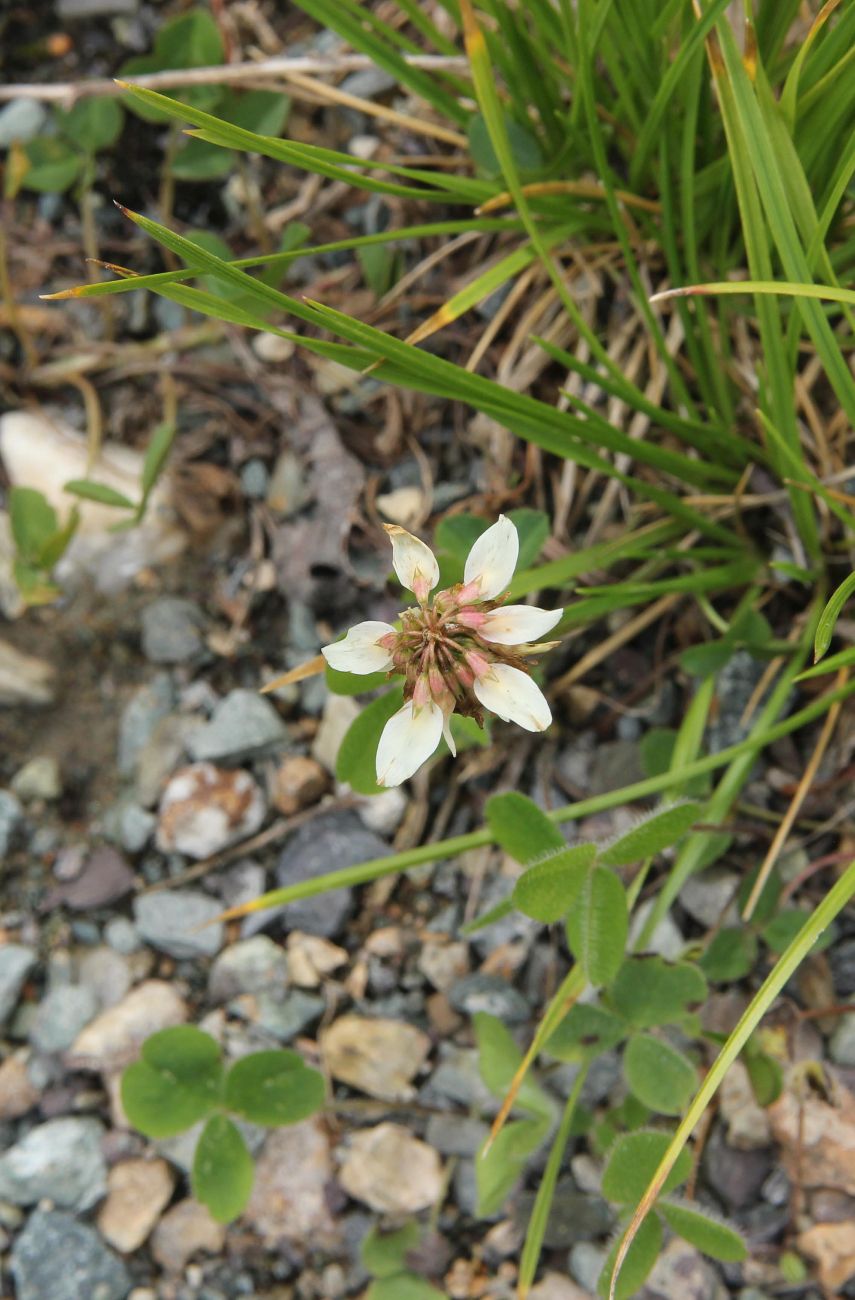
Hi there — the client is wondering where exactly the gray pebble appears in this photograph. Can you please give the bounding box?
[11,1208,129,1300]
[117,674,175,777]
[134,890,224,959]
[29,985,97,1054]
[249,989,325,1042]
[187,689,288,764]
[140,598,204,665]
[268,812,389,939]
[0,945,37,1026]
[208,936,288,1002]
[569,1241,607,1292]
[449,973,530,1023]
[240,459,269,499]
[0,790,23,861]
[0,100,47,148]
[830,1011,855,1067]
[425,1114,488,1158]
[117,803,156,853]
[0,1117,107,1210]
[104,917,141,955]
[515,1180,613,1248]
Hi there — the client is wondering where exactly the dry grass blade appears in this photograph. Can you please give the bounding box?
[477,179,661,216]
[259,654,326,693]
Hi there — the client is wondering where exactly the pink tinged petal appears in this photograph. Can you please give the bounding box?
[376,700,444,787]
[473,664,552,732]
[384,524,439,602]
[480,605,563,646]
[321,621,396,674]
[463,515,519,601]
[442,712,457,758]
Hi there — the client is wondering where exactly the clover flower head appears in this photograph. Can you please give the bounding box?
[321,516,562,787]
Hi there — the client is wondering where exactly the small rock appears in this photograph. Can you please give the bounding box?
[425,1113,488,1158]
[589,740,644,796]
[629,897,686,960]
[156,763,266,858]
[679,869,740,928]
[271,755,329,815]
[244,1119,339,1249]
[0,99,47,148]
[97,1158,174,1253]
[569,1242,607,1293]
[719,1059,773,1150]
[286,932,348,987]
[237,988,325,1041]
[67,979,187,1073]
[11,1209,129,1300]
[208,936,288,1002]
[637,1235,725,1300]
[117,674,175,778]
[703,1124,774,1210]
[469,873,538,958]
[135,715,202,809]
[354,786,407,836]
[340,67,398,98]
[449,972,530,1022]
[104,918,141,956]
[0,790,23,860]
[769,1071,855,1197]
[798,1220,855,1293]
[375,486,425,528]
[311,695,359,775]
[150,1199,224,1273]
[0,944,36,1025]
[418,940,470,993]
[708,651,765,752]
[0,1052,41,1119]
[339,1122,443,1213]
[217,859,266,913]
[424,1045,498,1114]
[266,448,309,517]
[116,803,156,854]
[321,1014,430,1101]
[29,985,98,1055]
[273,812,389,938]
[10,756,61,802]
[0,1117,106,1210]
[58,0,138,16]
[134,890,223,959]
[186,689,288,764]
[239,458,269,498]
[140,597,204,664]
[514,1181,613,1249]
[44,845,135,911]
[78,947,134,1010]
[0,641,55,709]
[529,1276,593,1300]
[830,1012,855,1067]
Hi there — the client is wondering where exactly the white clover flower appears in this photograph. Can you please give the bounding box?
[322,516,562,787]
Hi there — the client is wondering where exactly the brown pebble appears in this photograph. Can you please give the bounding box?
[271,754,329,815]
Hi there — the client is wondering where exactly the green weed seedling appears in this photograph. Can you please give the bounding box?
[121,1026,325,1223]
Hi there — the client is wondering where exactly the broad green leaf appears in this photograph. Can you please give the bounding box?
[737,863,782,925]
[120,9,225,123]
[485,791,566,865]
[623,1034,697,1116]
[565,864,628,987]
[475,1118,550,1217]
[659,1200,747,1262]
[225,89,290,137]
[9,487,58,561]
[336,686,404,795]
[472,1012,554,1122]
[361,1222,421,1278]
[598,1211,662,1300]
[358,243,400,297]
[762,909,836,956]
[171,137,233,181]
[545,1004,627,1063]
[512,844,598,922]
[599,802,701,867]
[679,640,734,677]
[141,421,177,499]
[120,1026,223,1138]
[610,958,708,1029]
[744,1049,783,1107]
[192,1115,254,1223]
[508,508,550,570]
[447,713,490,751]
[468,112,544,179]
[601,1131,692,1204]
[459,895,514,936]
[224,1050,325,1126]
[700,928,758,982]
[366,1277,445,1300]
[815,571,855,662]
[434,515,488,569]
[57,98,123,153]
[63,479,136,510]
[325,664,391,696]
[20,137,82,192]
[35,506,80,570]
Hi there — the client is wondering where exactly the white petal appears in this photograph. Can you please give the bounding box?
[473,664,551,731]
[480,605,563,646]
[376,700,444,786]
[322,621,395,674]
[384,524,439,601]
[463,515,519,600]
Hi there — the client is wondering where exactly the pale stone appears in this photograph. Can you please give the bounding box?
[321,1014,430,1101]
[243,1119,339,1249]
[286,932,347,988]
[720,1059,772,1151]
[156,763,266,859]
[97,1158,174,1253]
[67,980,187,1073]
[150,1200,224,1273]
[339,1123,443,1213]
